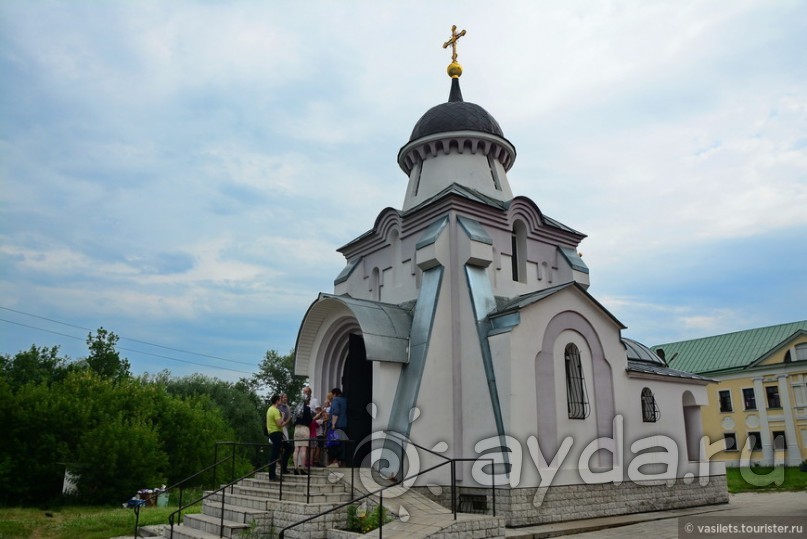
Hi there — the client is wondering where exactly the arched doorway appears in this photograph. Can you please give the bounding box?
[342,334,373,467]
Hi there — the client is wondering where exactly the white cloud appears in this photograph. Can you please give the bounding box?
[1,0,805,376]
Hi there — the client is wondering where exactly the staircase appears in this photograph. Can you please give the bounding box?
[160,468,353,539]
[159,467,504,539]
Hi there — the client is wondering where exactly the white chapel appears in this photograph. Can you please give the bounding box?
[293,27,728,525]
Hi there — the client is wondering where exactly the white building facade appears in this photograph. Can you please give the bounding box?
[294,65,727,525]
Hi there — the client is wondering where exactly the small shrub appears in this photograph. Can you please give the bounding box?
[346,502,391,533]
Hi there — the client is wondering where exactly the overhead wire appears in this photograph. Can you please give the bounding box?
[0,305,254,366]
[0,311,257,376]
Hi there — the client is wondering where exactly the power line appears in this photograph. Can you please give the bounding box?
[0,318,256,376]
[0,305,255,366]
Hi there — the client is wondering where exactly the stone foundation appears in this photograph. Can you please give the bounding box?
[416,474,729,527]
[264,499,349,539]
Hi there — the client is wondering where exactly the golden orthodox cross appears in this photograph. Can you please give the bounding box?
[442,25,466,63]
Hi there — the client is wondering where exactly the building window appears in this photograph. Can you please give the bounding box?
[724,433,737,452]
[487,155,502,191]
[718,390,733,413]
[511,220,527,283]
[772,431,787,450]
[641,387,660,422]
[747,432,763,452]
[765,386,781,409]
[564,344,589,419]
[742,388,757,410]
[796,343,807,361]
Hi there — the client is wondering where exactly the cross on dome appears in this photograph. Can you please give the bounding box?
[442,24,466,78]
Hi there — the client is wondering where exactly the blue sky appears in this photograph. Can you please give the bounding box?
[1,1,805,381]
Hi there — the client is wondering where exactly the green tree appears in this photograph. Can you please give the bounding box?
[84,327,130,380]
[249,349,307,402]
[0,345,67,388]
[166,373,264,446]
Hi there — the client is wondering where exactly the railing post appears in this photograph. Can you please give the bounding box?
[220,480,226,538]
[379,489,384,539]
[350,440,355,500]
[451,460,457,520]
[306,437,312,504]
[230,445,236,493]
[178,487,184,524]
[491,458,496,517]
[133,503,140,538]
[213,443,219,487]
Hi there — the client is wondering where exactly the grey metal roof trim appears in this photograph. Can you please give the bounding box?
[402,183,508,217]
[415,216,449,249]
[622,337,667,366]
[490,282,626,329]
[334,257,362,285]
[626,360,715,383]
[457,215,493,245]
[295,294,413,369]
[559,246,589,274]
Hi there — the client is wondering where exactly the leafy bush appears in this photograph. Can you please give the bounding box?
[346,503,391,533]
[75,415,168,503]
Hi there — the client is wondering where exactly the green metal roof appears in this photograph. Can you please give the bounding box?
[654,320,807,374]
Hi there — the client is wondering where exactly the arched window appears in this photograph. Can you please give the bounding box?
[511,220,527,283]
[641,387,660,422]
[565,344,589,419]
[371,267,381,301]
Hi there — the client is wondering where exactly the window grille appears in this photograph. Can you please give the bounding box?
[457,494,488,514]
[718,390,733,413]
[724,433,737,451]
[765,386,781,409]
[747,432,762,451]
[565,344,589,419]
[641,388,660,422]
[742,388,756,410]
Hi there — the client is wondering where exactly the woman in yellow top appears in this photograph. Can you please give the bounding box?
[266,394,287,480]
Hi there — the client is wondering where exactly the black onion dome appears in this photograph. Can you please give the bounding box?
[408,78,505,142]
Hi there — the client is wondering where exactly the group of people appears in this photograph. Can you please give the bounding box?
[265,386,348,480]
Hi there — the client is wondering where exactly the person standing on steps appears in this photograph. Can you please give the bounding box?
[292,391,313,474]
[266,394,287,481]
[328,387,348,467]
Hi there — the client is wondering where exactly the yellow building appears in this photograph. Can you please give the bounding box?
[654,321,807,467]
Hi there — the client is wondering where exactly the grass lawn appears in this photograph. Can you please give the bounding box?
[725,466,807,493]
[2,469,804,538]
[0,496,202,539]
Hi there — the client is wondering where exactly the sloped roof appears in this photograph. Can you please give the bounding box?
[656,320,807,374]
[491,281,626,329]
[626,360,714,383]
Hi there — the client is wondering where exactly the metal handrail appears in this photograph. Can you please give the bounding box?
[166,437,357,538]
[168,451,284,539]
[278,454,497,539]
[212,441,274,486]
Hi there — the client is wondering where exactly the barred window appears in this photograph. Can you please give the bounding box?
[641,387,660,422]
[765,386,781,409]
[565,344,589,419]
[718,390,733,413]
[747,431,762,451]
[742,388,756,410]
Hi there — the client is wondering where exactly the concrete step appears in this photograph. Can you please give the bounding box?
[241,476,346,493]
[231,484,351,504]
[201,499,270,523]
[160,523,233,539]
[181,513,251,538]
[205,491,270,511]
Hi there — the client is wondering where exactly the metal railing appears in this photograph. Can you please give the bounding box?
[166,438,356,538]
[278,432,496,539]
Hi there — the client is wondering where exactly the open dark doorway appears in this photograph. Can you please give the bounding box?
[342,333,372,467]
